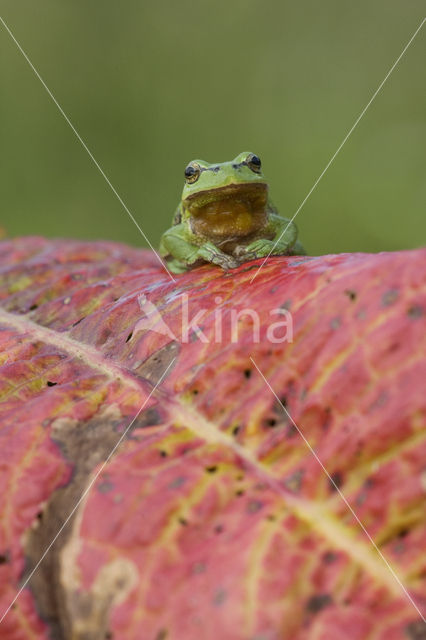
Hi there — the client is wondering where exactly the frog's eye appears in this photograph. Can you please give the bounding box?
[184,163,201,184]
[246,154,262,174]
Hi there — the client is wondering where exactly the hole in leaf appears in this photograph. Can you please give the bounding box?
[205,466,217,474]
[265,418,277,427]
[46,381,57,387]
[243,369,252,379]
[126,331,133,343]
[329,472,343,491]
[344,289,357,301]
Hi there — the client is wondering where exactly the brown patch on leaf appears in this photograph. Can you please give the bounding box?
[23,406,135,640]
[306,593,332,614]
[134,341,179,384]
[405,620,426,640]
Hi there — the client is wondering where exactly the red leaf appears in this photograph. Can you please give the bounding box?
[0,237,425,639]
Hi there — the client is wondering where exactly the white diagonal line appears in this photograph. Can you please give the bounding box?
[250,356,426,623]
[0,357,176,625]
[0,15,176,283]
[250,17,426,284]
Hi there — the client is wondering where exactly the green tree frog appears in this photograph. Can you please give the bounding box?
[159,152,306,274]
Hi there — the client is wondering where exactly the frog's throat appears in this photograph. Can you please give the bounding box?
[185,182,269,242]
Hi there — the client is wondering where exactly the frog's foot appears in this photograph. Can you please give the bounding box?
[197,243,239,270]
[237,239,282,259]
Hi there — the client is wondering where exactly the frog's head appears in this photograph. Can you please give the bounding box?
[180,152,269,241]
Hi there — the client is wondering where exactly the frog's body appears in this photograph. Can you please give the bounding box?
[159,152,305,274]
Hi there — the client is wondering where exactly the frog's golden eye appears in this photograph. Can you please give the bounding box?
[246,154,262,174]
[184,163,201,184]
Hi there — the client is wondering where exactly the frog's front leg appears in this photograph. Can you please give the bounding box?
[237,214,305,260]
[197,241,239,269]
[160,225,238,273]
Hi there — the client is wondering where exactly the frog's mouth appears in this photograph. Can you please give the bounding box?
[187,182,269,241]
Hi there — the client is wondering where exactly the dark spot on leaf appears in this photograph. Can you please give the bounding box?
[97,480,114,494]
[329,472,343,491]
[235,490,245,497]
[0,551,9,564]
[232,425,241,436]
[266,514,276,521]
[247,500,263,513]
[205,465,217,473]
[322,407,332,431]
[213,588,227,606]
[192,562,206,574]
[306,593,332,614]
[244,369,252,379]
[280,396,288,408]
[125,331,133,343]
[72,317,84,327]
[36,511,43,521]
[286,423,298,438]
[322,551,337,564]
[105,632,113,640]
[29,303,38,311]
[382,289,399,306]
[155,630,168,640]
[368,390,389,412]
[46,381,57,387]
[265,418,277,427]
[192,388,199,395]
[405,620,426,640]
[214,524,224,534]
[168,476,186,489]
[178,517,188,526]
[407,305,423,318]
[398,527,409,539]
[284,469,304,493]
[344,289,357,301]
[393,540,406,555]
[330,316,341,330]
[159,450,168,457]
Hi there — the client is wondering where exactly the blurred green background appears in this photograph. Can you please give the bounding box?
[0,1,424,254]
